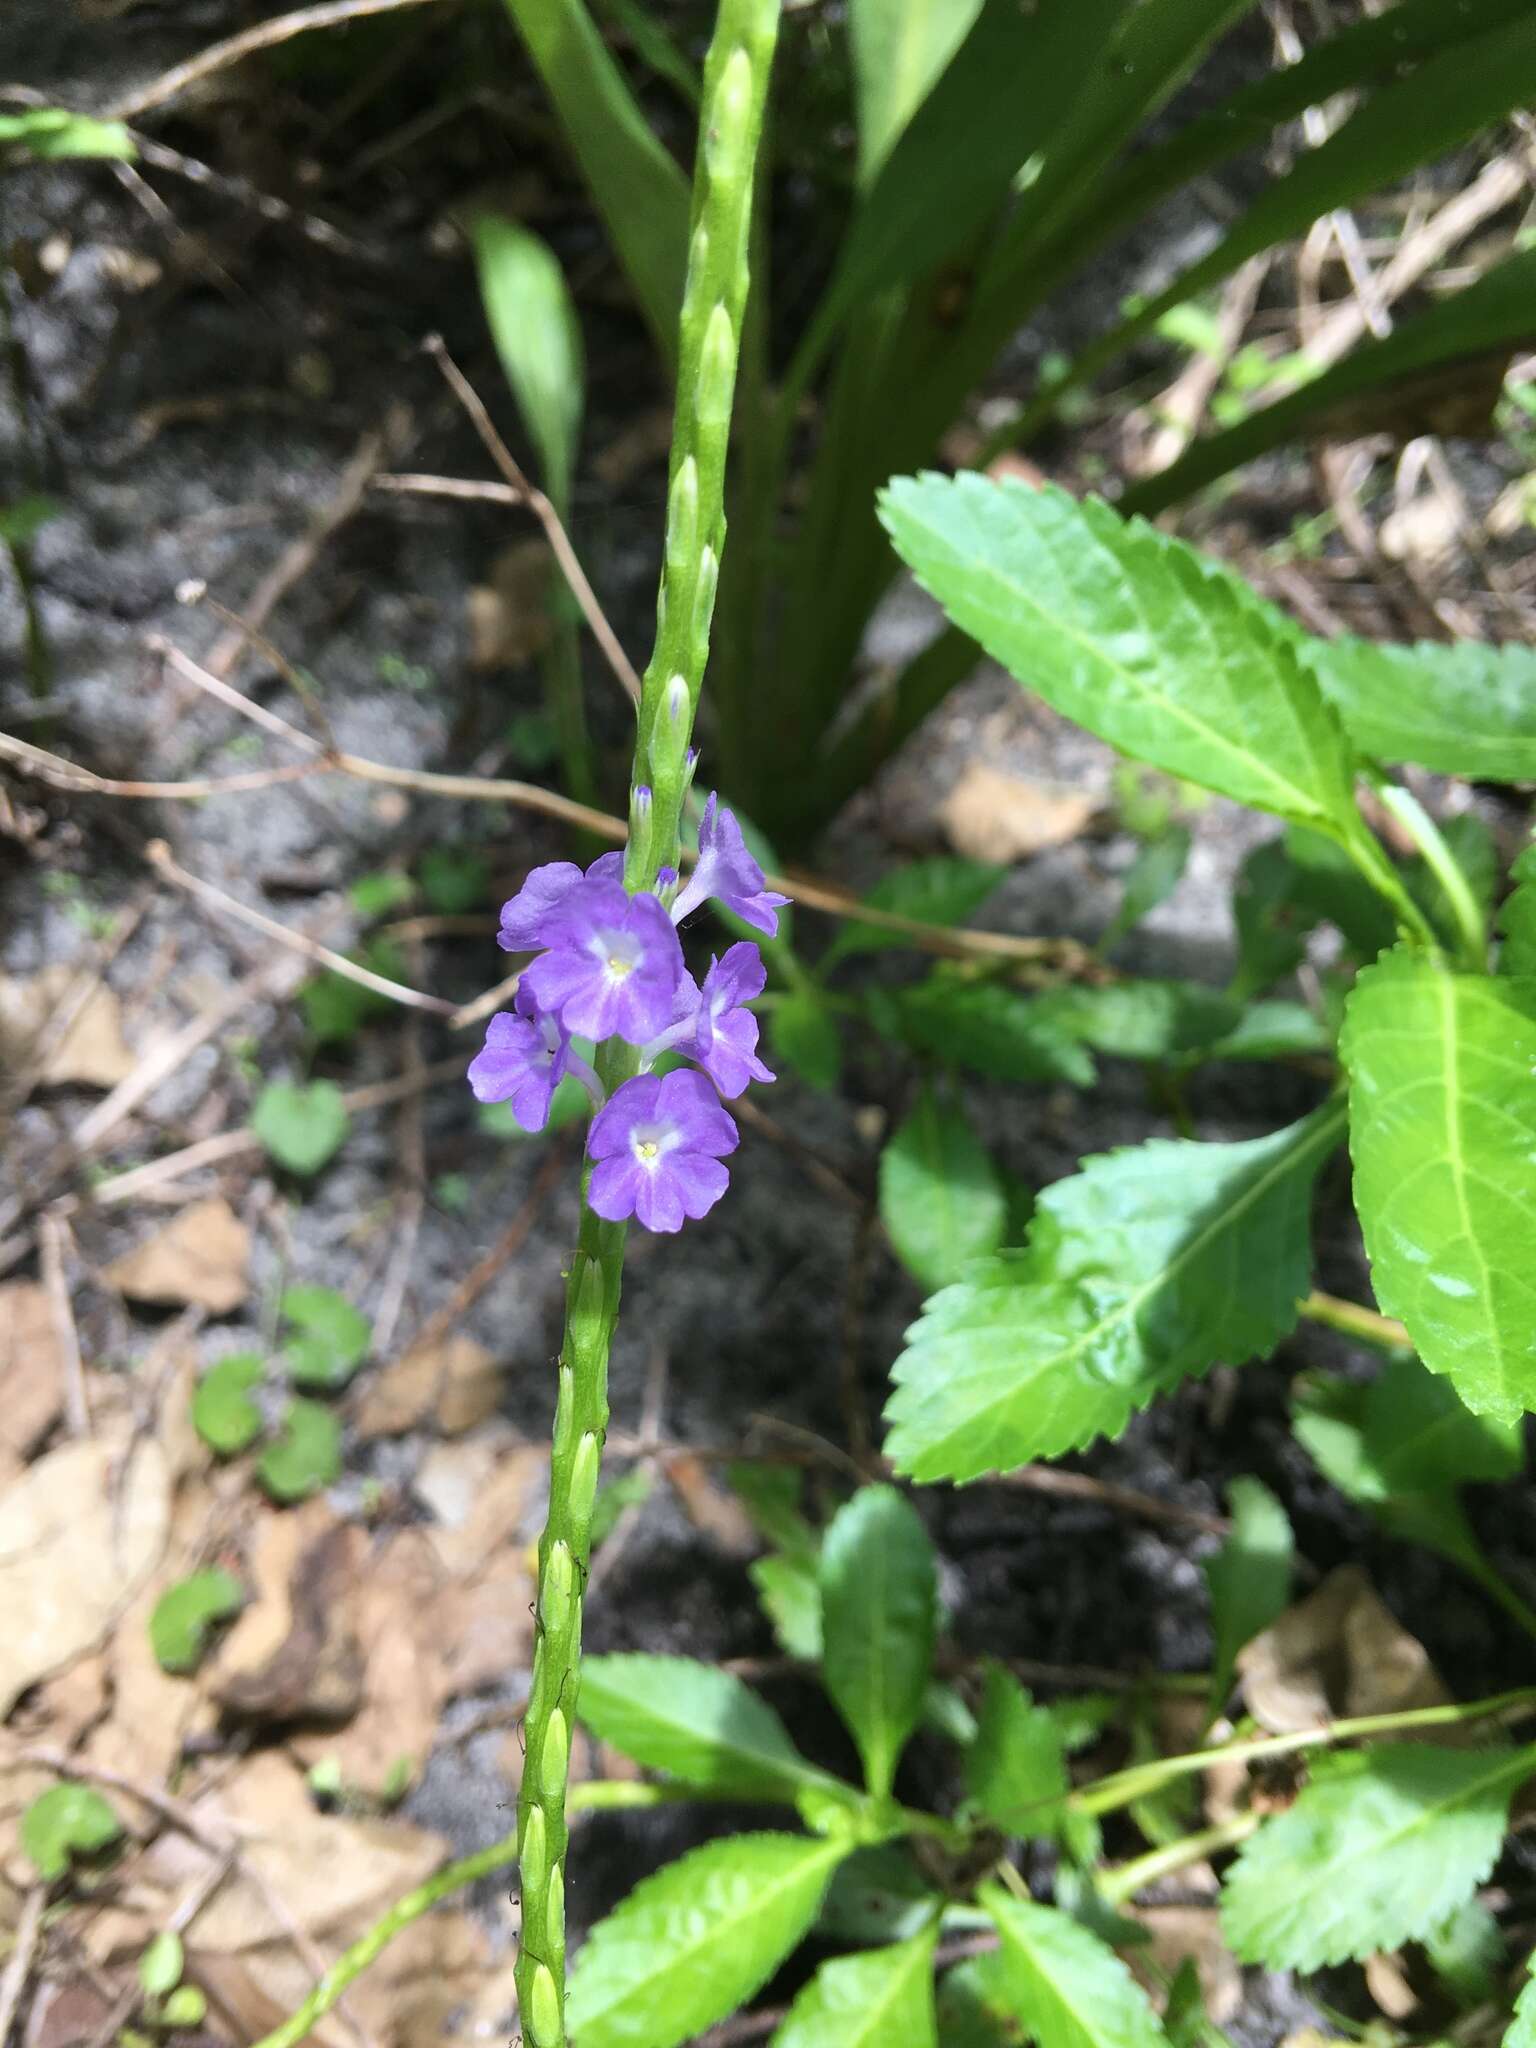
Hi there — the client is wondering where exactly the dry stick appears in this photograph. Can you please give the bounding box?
[0,729,327,802]
[101,0,445,121]
[0,1886,46,2048]
[82,1850,239,2048]
[418,333,643,703]
[996,1462,1228,1538]
[1137,254,1271,475]
[39,1212,90,1437]
[373,470,642,708]
[203,410,409,680]
[145,839,458,1016]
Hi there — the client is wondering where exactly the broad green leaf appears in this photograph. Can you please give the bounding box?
[847,0,980,184]
[1500,845,1536,981]
[1232,839,1310,997]
[149,1568,244,1674]
[1203,1477,1293,1722]
[966,1664,1068,1838]
[820,1485,937,1800]
[499,0,688,370]
[771,1929,937,2048]
[826,857,1003,965]
[1425,1897,1504,2009]
[1204,1000,1332,1064]
[935,1959,1020,2048]
[566,1831,847,2048]
[1309,638,1536,783]
[751,1555,823,1660]
[818,1846,942,1944]
[1408,815,1498,951]
[1341,949,1536,1421]
[727,1463,819,1562]
[252,1080,350,1177]
[886,1102,1344,1480]
[1221,1744,1534,1969]
[473,215,583,512]
[769,991,842,1092]
[1101,826,1192,953]
[880,1086,1006,1292]
[22,1784,123,1880]
[0,108,134,160]
[981,1889,1170,2048]
[880,476,1357,837]
[192,1353,265,1456]
[257,1399,341,1503]
[1126,244,1536,518]
[576,1654,832,1802]
[1038,981,1243,1062]
[1284,824,1398,962]
[281,1285,369,1391]
[875,978,1095,1088]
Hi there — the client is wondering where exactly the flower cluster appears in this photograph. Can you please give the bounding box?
[467,796,787,1231]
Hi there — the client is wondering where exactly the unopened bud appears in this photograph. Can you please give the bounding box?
[520,1801,548,1882]
[527,1964,561,2048]
[705,48,754,184]
[695,304,735,441]
[540,1541,574,1634]
[547,1867,566,1956]
[542,1708,570,1798]
[569,1430,601,1532]
[665,456,699,582]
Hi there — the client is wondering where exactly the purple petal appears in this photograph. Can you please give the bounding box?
[587,851,625,882]
[589,1155,645,1222]
[520,947,595,1018]
[723,888,791,939]
[706,942,767,1010]
[588,1074,663,1159]
[655,1068,739,1156]
[497,862,584,951]
[633,1172,686,1234]
[699,1009,774,1099]
[673,1154,730,1221]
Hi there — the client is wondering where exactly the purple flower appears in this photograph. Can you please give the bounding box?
[467,986,571,1132]
[681,943,775,1099]
[498,852,623,952]
[521,878,684,1044]
[587,1069,739,1232]
[670,794,791,937]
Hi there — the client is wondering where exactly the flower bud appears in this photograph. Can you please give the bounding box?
[664,455,698,583]
[527,1965,561,2048]
[705,47,753,185]
[551,1365,575,1461]
[695,304,735,443]
[542,1708,570,1798]
[546,1867,566,1957]
[627,784,653,877]
[520,1800,548,1882]
[540,1540,574,1635]
[690,546,719,675]
[569,1430,601,1532]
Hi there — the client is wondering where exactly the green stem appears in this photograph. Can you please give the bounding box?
[1370,774,1488,969]
[1097,1813,1260,1906]
[1297,1287,1411,1352]
[1073,1685,1536,1820]
[512,8,781,2044]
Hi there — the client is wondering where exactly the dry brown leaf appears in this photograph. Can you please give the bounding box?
[23,1980,119,2048]
[12,1651,110,1751]
[290,1530,450,1794]
[0,1284,65,1474]
[440,1564,534,1701]
[1130,1906,1242,2024]
[103,1198,250,1314]
[0,1435,170,1715]
[467,538,553,670]
[663,1452,757,1559]
[355,1335,501,1440]
[152,1751,446,1954]
[213,1507,364,1723]
[1365,1950,1420,2021]
[938,764,1096,863]
[0,965,136,1089]
[1238,1565,1450,1734]
[419,1441,544,1579]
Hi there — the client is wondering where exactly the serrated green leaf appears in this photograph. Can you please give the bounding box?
[826,858,1004,966]
[935,1957,1022,2047]
[876,977,1095,1088]
[1341,949,1536,1422]
[22,1783,123,1880]
[566,1831,846,2048]
[1500,845,1536,981]
[1038,981,1244,1062]
[1221,1744,1534,1970]
[966,1664,1068,1839]
[817,1846,942,1945]
[847,0,980,183]
[751,1556,823,1661]
[1203,1477,1293,1722]
[191,1353,265,1456]
[1310,639,1536,782]
[1204,1000,1332,1064]
[281,1286,369,1391]
[769,991,842,1092]
[981,1889,1170,2048]
[879,476,1358,838]
[252,1081,350,1177]
[1360,1355,1524,1497]
[576,1654,833,1802]
[149,1568,244,1674]
[1506,1953,1536,2048]
[1102,827,1192,954]
[472,216,583,512]
[820,1485,937,1801]
[728,1463,818,1562]
[886,1101,1344,1481]
[1424,1896,1503,2009]
[770,1929,937,2048]
[880,1086,1006,1292]
[257,1399,341,1503]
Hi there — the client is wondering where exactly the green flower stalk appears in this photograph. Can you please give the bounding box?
[510,4,781,2042]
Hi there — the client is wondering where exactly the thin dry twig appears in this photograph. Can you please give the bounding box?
[419,333,643,702]
[146,838,458,1016]
[0,1885,46,2048]
[995,1463,1229,1538]
[101,0,445,121]
[0,729,326,802]
[39,1212,90,1437]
